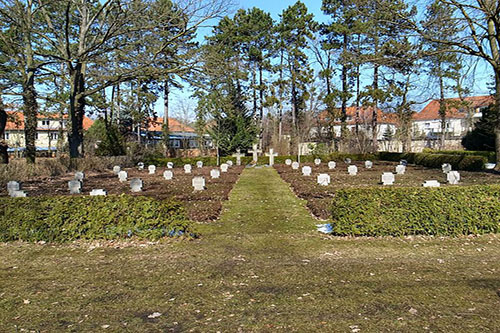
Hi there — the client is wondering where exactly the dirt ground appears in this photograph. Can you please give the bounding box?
[275,161,500,219]
[0,165,244,222]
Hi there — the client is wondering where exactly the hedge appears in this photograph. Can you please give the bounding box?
[378,152,487,171]
[330,185,500,236]
[0,195,193,242]
[422,149,496,163]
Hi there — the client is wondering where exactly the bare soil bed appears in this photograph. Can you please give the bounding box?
[275,161,500,219]
[0,165,244,222]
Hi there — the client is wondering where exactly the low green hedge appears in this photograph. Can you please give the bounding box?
[378,152,487,171]
[422,149,496,163]
[0,195,193,242]
[330,185,500,236]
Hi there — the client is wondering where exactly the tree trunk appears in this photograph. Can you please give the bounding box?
[23,70,37,163]
[259,65,264,148]
[439,71,446,150]
[340,32,348,148]
[163,80,170,156]
[495,68,500,170]
[68,62,86,158]
[372,64,379,152]
[0,96,8,164]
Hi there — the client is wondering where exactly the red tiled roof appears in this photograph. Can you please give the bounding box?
[319,106,399,125]
[5,111,94,130]
[147,117,195,133]
[413,95,494,121]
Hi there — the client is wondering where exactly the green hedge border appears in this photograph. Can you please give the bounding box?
[330,185,500,236]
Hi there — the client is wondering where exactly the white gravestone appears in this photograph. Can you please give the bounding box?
[167,162,174,169]
[226,160,233,167]
[118,170,128,182]
[232,149,245,166]
[184,164,192,174]
[292,162,300,170]
[285,159,292,166]
[112,165,121,174]
[485,163,496,170]
[317,173,330,186]
[328,161,336,170]
[10,190,27,198]
[163,170,173,180]
[248,144,262,163]
[192,177,206,191]
[137,162,144,171]
[130,178,143,192]
[365,160,373,169]
[302,166,312,176]
[196,161,203,168]
[348,165,358,176]
[381,172,395,185]
[7,181,20,195]
[210,169,220,179]
[400,160,408,166]
[265,148,278,166]
[423,180,441,188]
[395,165,406,175]
[68,180,82,194]
[74,172,84,181]
[148,165,156,174]
[90,189,107,196]
[220,163,229,173]
[447,171,460,185]
[344,158,352,164]
[314,158,321,166]
[442,163,452,173]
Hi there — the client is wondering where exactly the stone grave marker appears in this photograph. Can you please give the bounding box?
[74,172,84,181]
[210,169,220,179]
[118,170,128,182]
[184,164,192,174]
[292,162,299,170]
[328,161,336,170]
[442,163,452,173]
[148,165,156,174]
[220,163,229,173]
[232,149,245,166]
[163,170,173,180]
[10,190,27,198]
[90,189,107,196]
[192,177,206,191]
[447,171,460,185]
[381,172,395,185]
[348,165,358,175]
[196,161,203,168]
[395,164,406,175]
[130,178,143,192]
[400,160,408,166]
[248,143,262,163]
[7,181,20,195]
[423,180,440,188]
[365,160,373,169]
[317,173,330,186]
[226,160,233,167]
[485,163,496,170]
[112,165,121,174]
[265,148,278,166]
[302,166,312,176]
[167,162,174,169]
[285,159,292,166]
[314,158,321,166]
[344,158,352,164]
[68,180,82,194]
[137,162,144,171]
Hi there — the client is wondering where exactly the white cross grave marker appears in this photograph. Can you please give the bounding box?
[248,144,262,163]
[232,149,245,166]
[265,148,278,166]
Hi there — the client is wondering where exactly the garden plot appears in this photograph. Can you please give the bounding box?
[275,161,500,219]
[0,165,244,222]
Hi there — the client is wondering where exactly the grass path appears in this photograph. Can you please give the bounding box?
[1,167,499,332]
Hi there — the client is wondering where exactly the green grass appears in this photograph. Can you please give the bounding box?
[1,167,500,331]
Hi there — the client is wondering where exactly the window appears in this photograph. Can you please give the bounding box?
[5,133,9,140]
[424,122,431,128]
[189,140,198,148]
[171,139,180,148]
[41,120,50,126]
[35,133,39,140]
[49,132,58,140]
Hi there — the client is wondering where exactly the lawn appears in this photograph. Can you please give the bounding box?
[1,167,499,332]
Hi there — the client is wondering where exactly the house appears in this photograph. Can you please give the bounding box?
[4,111,94,154]
[412,95,494,139]
[313,106,399,141]
[143,117,211,149]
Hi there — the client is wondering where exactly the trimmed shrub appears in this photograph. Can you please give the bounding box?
[422,149,496,163]
[331,185,500,236]
[378,152,487,171]
[0,195,193,242]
